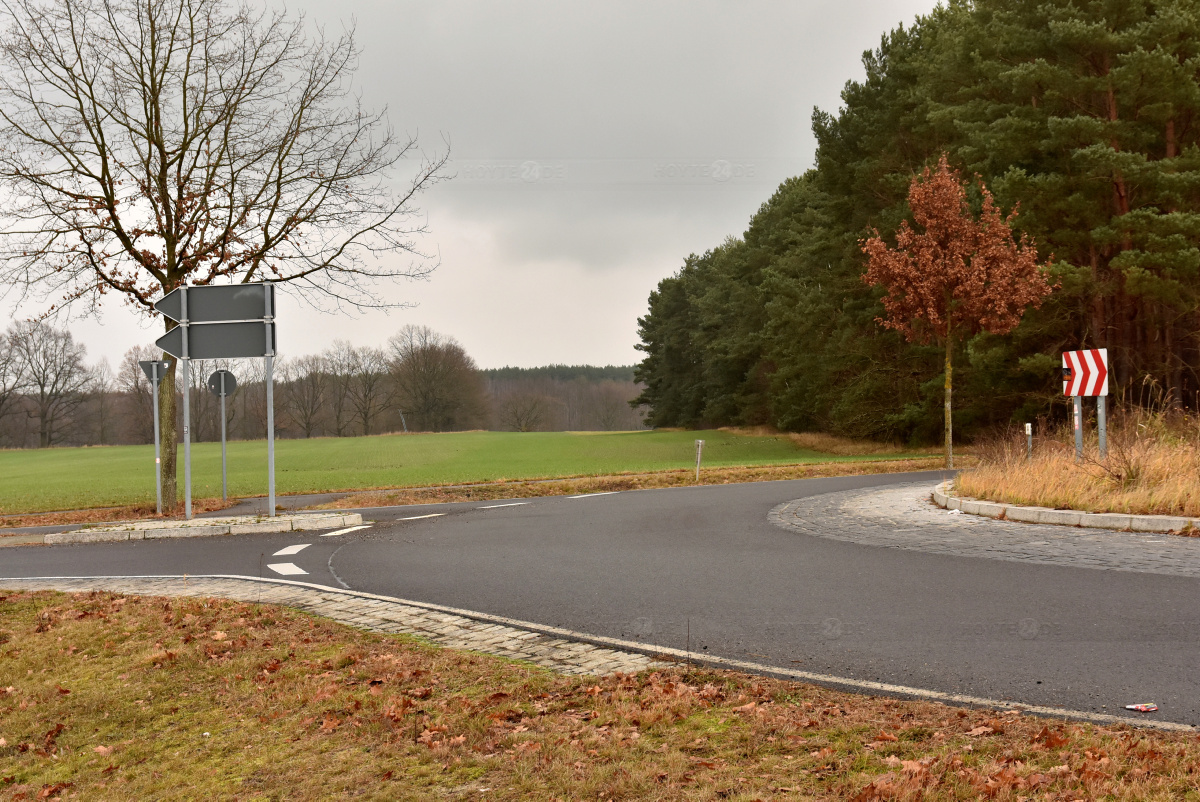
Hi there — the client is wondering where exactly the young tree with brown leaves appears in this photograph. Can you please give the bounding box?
[862,155,1054,468]
[0,0,446,509]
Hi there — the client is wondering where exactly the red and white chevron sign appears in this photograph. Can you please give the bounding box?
[1062,349,1108,397]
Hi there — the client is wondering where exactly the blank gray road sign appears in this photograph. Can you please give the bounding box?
[155,283,275,323]
[138,360,172,383]
[207,369,237,397]
[156,322,276,360]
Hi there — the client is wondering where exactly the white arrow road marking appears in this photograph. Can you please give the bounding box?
[396,514,445,521]
[567,492,619,499]
[319,524,373,537]
[478,502,529,509]
[266,562,307,576]
[272,544,311,556]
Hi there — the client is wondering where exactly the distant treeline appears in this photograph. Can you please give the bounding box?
[0,322,646,448]
[634,1,1200,443]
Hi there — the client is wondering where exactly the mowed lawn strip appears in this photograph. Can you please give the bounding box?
[0,591,1195,801]
[0,430,929,514]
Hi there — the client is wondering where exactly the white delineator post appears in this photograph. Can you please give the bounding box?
[1025,422,1032,462]
[695,439,704,482]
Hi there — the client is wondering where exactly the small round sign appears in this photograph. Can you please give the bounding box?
[207,369,237,397]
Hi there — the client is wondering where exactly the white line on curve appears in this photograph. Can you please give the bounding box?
[272,544,311,556]
[567,492,619,499]
[395,514,445,522]
[477,502,530,509]
[266,562,307,576]
[319,525,373,537]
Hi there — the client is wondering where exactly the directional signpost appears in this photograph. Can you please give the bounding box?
[1062,348,1109,461]
[207,369,237,501]
[139,359,173,514]
[154,283,277,518]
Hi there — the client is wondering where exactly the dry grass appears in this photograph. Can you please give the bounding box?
[2,589,1197,801]
[719,427,940,457]
[314,458,952,510]
[0,498,238,535]
[957,408,1200,517]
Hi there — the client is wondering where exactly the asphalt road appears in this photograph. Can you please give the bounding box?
[4,470,1198,726]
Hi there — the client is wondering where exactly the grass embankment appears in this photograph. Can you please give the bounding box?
[1,590,1194,801]
[0,429,933,517]
[957,409,1200,518]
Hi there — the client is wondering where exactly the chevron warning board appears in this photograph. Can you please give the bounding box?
[1062,349,1108,397]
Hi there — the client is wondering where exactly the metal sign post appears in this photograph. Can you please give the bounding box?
[1063,348,1110,464]
[154,282,279,519]
[264,283,276,517]
[695,439,705,482]
[207,370,238,501]
[181,288,192,519]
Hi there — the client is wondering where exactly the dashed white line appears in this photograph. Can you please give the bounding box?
[266,562,307,576]
[567,492,619,499]
[272,544,311,556]
[319,524,373,537]
[477,502,530,509]
[395,514,444,522]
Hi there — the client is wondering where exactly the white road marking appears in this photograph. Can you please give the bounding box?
[272,544,311,556]
[266,562,307,576]
[477,502,529,509]
[395,514,445,522]
[319,525,373,537]
[567,492,619,499]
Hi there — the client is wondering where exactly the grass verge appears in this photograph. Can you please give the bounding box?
[0,430,932,515]
[0,590,1195,801]
[957,408,1200,517]
[313,458,952,510]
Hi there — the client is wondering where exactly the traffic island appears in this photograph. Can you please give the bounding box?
[933,481,1200,534]
[31,512,363,546]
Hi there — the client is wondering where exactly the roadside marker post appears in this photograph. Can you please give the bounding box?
[207,370,238,501]
[154,282,279,518]
[695,439,705,482]
[1025,422,1032,462]
[139,359,172,514]
[1062,348,1109,462]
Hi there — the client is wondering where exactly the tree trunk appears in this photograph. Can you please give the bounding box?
[160,320,178,513]
[944,334,953,470]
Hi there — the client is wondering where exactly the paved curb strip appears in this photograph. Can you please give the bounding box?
[0,574,1190,733]
[31,513,364,546]
[933,481,1200,533]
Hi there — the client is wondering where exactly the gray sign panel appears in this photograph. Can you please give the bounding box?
[207,369,238,397]
[155,283,274,324]
[156,322,276,360]
[138,360,172,383]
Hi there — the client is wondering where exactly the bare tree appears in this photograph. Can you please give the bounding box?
[118,344,160,444]
[324,341,358,437]
[280,354,327,438]
[0,329,25,431]
[87,358,115,445]
[347,346,391,436]
[0,0,446,506]
[388,325,485,432]
[497,390,551,432]
[7,321,91,446]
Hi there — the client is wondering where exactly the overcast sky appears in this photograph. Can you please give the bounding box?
[6,0,939,371]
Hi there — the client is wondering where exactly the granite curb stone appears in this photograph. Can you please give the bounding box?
[31,512,363,546]
[933,481,1199,533]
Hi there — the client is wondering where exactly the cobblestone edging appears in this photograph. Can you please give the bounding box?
[27,513,364,546]
[770,483,1200,578]
[932,481,1200,534]
[0,575,668,677]
[3,573,1193,732]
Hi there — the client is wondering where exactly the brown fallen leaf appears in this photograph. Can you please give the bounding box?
[875,731,898,742]
[93,745,112,756]
[53,685,70,695]
[966,726,994,737]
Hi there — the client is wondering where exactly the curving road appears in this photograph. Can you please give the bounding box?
[3,470,1198,727]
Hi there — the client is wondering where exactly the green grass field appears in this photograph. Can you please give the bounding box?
[0,429,922,514]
